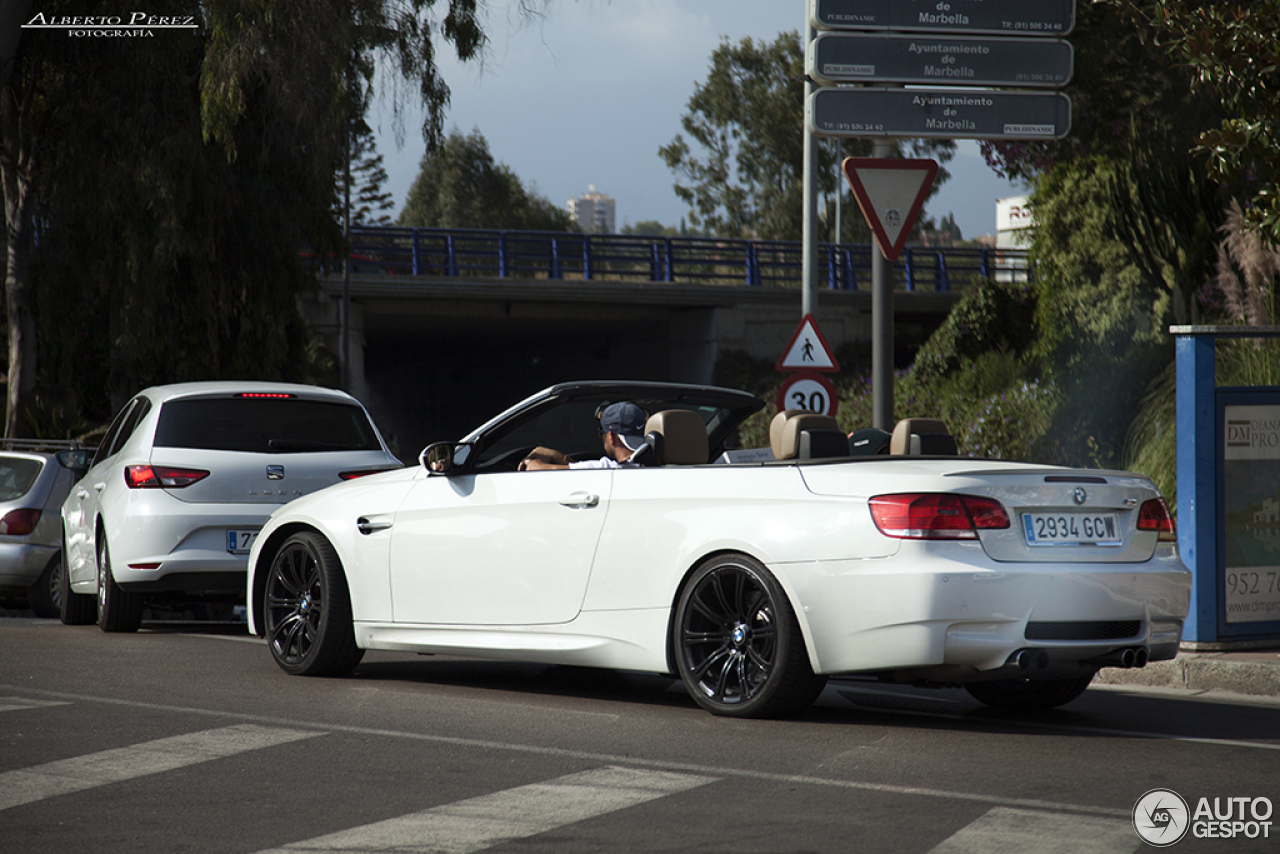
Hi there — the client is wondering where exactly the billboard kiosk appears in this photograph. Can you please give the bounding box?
[1174,325,1280,647]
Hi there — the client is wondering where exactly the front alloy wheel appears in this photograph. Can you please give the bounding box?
[265,531,363,677]
[674,554,825,718]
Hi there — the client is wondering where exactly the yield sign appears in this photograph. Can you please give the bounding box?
[842,157,938,261]
[776,314,839,373]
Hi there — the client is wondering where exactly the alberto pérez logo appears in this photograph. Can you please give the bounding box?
[1134,788,1275,846]
[21,12,198,37]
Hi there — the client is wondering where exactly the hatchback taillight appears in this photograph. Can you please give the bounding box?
[1137,498,1177,542]
[869,493,1011,539]
[339,467,397,480]
[0,508,41,536]
[125,465,210,488]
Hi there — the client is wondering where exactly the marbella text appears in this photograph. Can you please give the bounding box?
[1191,797,1273,839]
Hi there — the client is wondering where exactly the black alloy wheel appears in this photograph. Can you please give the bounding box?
[264,531,364,677]
[674,553,825,718]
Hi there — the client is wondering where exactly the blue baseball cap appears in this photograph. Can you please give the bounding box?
[599,402,648,451]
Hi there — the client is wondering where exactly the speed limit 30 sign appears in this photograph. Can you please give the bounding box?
[777,371,839,417]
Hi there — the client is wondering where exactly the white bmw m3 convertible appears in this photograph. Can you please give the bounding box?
[246,381,1190,718]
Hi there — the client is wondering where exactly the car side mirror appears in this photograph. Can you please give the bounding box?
[57,449,91,477]
[421,441,471,475]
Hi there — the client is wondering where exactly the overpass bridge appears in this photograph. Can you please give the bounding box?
[303,227,1028,457]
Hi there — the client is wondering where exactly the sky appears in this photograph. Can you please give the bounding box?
[372,0,1028,239]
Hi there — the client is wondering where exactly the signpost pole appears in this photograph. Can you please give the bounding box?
[870,139,893,430]
[801,18,819,318]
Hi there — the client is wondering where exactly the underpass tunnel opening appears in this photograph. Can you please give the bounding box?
[359,309,711,460]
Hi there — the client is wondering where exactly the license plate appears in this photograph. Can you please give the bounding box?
[227,530,259,554]
[1022,512,1120,546]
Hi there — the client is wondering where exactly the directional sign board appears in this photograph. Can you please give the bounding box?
[842,158,937,261]
[808,87,1071,140]
[810,0,1075,37]
[808,33,1073,88]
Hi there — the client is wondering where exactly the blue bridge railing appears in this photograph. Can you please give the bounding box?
[346,226,1029,292]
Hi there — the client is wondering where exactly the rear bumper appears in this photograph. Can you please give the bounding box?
[0,542,58,591]
[783,542,1191,681]
[70,492,277,595]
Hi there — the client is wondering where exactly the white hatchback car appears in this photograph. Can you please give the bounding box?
[60,382,400,631]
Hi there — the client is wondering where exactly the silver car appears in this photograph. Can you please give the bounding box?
[0,441,92,617]
[60,382,400,632]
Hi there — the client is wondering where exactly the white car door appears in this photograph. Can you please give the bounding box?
[388,468,612,625]
[62,396,150,588]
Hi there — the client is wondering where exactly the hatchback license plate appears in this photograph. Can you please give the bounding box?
[227,530,259,554]
[1022,512,1120,546]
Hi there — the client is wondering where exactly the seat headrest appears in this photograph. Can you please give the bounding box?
[770,410,840,460]
[889,418,958,456]
[644,409,708,465]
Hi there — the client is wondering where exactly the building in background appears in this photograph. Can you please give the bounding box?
[568,186,616,234]
[995,195,1033,282]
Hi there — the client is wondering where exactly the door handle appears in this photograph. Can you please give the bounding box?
[77,489,89,500]
[357,517,392,535]
[93,482,106,492]
[559,492,599,508]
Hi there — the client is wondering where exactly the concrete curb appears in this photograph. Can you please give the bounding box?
[1095,649,1280,698]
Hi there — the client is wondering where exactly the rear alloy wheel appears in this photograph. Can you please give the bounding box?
[964,674,1095,710]
[265,531,364,677]
[96,535,143,633]
[674,553,826,718]
[28,554,62,618]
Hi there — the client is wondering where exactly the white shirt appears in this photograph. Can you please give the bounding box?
[569,456,637,469]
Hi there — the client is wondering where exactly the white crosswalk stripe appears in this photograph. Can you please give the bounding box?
[927,807,1138,854]
[0,696,71,713]
[0,724,321,811]
[253,765,718,854]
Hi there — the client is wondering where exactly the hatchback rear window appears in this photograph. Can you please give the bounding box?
[0,457,43,500]
[153,398,381,453]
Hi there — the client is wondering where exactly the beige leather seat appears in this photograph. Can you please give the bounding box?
[889,418,958,456]
[769,410,845,460]
[644,409,708,465]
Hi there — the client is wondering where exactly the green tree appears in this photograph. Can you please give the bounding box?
[660,31,954,240]
[975,3,1228,466]
[2,0,507,433]
[348,120,396,227]
[397,128,573,231]
[1105,0,1280,243]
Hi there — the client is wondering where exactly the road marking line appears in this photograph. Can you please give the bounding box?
[0,696,71,713]
[0,724,321,811]
[927,807,1137,854]
[4,683,1274,820]
[253,765,716,854]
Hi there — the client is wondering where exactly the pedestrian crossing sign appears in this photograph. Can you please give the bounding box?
[776,314,839,373]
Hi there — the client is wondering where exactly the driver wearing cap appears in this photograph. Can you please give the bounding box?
[519,401,647,470]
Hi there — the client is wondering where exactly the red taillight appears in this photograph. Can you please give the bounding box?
[1137,498,1177,542]
[869,493,1011,539]
[125,465,210,489]
[234,392,295,399]
[0,508,41,536]
[338,467,396,480]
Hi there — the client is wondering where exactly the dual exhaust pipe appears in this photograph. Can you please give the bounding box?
[1009,646,1149,671]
